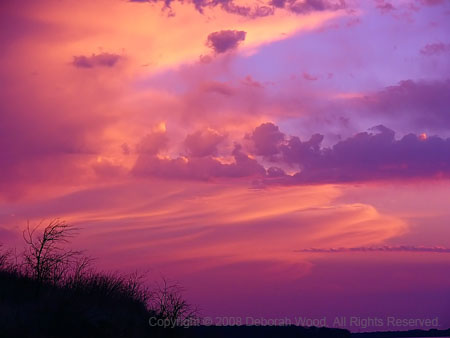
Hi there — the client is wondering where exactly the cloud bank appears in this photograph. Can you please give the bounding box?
[128,122,450,185]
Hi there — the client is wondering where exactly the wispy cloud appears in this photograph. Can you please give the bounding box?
[296,246,450,253]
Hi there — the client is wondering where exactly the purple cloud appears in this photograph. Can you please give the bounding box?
[246,122,450,184]
[201,81,235,96]
[420,43,450,56]
[420,0,446,5]
[132,123,450,184]
[280,133,324,166]
[284,0,346,14]
[206,30,246,54]
[215,0,274,17]
[136,132,168,155]
[129,0,345,16]
[283,125,450,183]
[374,0,395,13]
[288,0,327,13]
[302,72,319,81]
[249,122,285,157]
[72,53,121,68]
[133,139,265,180]
[297,245,450,253]
[241,75,264,88]
[129,0,273,17]
[355,79,450,132]
[184,129,226,157]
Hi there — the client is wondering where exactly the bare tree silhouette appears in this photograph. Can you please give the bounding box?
[149,278,199,325]
[0,244,10,270]
[22,219,84,285]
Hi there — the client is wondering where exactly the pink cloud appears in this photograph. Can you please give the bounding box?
[132,132,265,180]
[241,75,264,88]
[420,0,446,5]
[375,0,396,13]
[184,129,227,157]
[248,122,285,157]
[420,42,450,55]
[136,131,169,155]
[302,72,319,81]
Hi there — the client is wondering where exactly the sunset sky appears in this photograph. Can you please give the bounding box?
[1,0,450,331]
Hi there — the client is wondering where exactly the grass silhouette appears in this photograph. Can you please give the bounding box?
[0,219,197,338]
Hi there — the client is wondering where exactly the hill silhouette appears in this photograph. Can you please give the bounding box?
[0,263,352,338]
[352,329,450,337]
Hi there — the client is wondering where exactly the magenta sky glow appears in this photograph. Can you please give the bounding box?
[1,0,450,331]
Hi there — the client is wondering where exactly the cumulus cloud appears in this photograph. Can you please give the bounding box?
[72,53,122,68]
[206,30,246,54]
[297,245,450,253]
[245,122,450,184]
[133,131,265,180]
[184,129,226,157]
[131,122,450,185]
[267,166,286,177]
[132,148,266,180]
[280,133,324,165]
[283,125,450,183]
[136,131,168,155]
[249,122,285,157]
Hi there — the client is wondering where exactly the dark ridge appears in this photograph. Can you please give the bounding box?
[184,325,351,337]
[352,328,450,337]
[0,267,352,337]
[0,268,152,338]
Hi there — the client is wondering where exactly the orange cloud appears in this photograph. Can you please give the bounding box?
[1,182,406,277]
